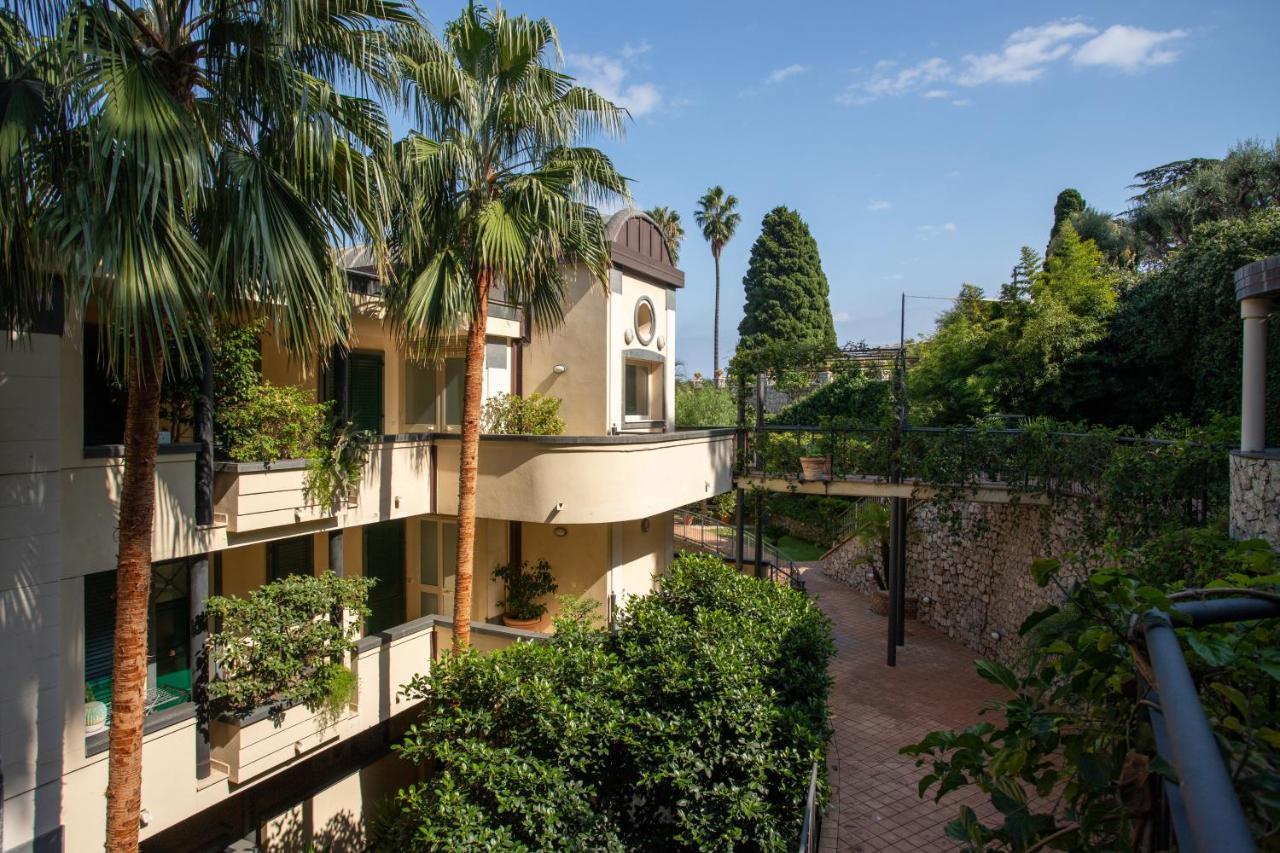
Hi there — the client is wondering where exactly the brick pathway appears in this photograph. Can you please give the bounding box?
[801,566,1005,852]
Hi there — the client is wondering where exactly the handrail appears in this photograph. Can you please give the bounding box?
[1135,594,1280,852]
[797,758,820,853]
[674,508,787,566]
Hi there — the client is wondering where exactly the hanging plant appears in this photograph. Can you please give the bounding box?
[305,421,375,513]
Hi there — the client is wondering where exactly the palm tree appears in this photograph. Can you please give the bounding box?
[0,2,406,848]
[387,5,628,651]
[646,205,684,264]
[694,186,740,384]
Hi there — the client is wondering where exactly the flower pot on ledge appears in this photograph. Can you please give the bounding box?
[799,456,831,480]
[871,589,919,620]
[501,613,542,630]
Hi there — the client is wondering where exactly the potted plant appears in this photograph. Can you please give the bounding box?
[850,501,918,619]
[85,684,108,734]
[492,559,558,630]
[798,437,831,480]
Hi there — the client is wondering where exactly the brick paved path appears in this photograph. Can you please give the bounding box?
[801,565,1005,852]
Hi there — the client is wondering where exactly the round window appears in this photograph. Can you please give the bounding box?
[634,297,656,346]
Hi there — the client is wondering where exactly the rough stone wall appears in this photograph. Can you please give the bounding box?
[1229,451,1280,550]
[823,500,1092,667]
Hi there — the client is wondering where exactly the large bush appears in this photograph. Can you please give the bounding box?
[675,381,737,427]
[217,381,329,462]
[480,392,565,435]
[377,554,834,851]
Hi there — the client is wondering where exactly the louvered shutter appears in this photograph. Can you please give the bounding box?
[84,571,118,701]
[268,535,313,582]
[364,520,405,634]
[348,353,384,434]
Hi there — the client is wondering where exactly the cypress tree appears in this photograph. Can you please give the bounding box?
[736,207,837,361]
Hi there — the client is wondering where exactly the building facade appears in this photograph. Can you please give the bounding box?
[0,210,733,851]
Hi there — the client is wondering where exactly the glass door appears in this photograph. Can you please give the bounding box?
[416,518,457,618]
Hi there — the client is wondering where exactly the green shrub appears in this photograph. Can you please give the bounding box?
[480,392,565,435]
[377,554,834,851]
[206,572,373,722]
[675,381,737,426]
[217,382,329,462]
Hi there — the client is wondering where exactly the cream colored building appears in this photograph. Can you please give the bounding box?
[0,210,733,851]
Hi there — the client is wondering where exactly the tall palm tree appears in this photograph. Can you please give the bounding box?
[0,2,407,848]
[646,205,684,264]
[387,5,628,651]
[694,186,740,384]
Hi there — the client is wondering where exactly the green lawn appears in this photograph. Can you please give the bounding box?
[768,535,825,562]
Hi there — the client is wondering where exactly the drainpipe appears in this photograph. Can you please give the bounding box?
[1241,297,1269,452]
[190,553,210,780]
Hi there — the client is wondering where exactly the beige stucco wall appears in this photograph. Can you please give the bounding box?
[434,433,734,525]
[522,265,609,434]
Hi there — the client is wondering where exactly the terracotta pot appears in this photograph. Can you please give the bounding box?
[799,456,831,480]
[870,589,919,620]
[502,613,542,630]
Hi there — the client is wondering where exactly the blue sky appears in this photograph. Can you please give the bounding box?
[430,1,1280,377]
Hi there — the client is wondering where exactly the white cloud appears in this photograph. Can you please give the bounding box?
[838,57,951,104]
[768,63,808,84]
[917,222,957,239]
[958,20,1096,85]
[833,311,851,323]
[567,48,663,117]
[867,199,892,211]
[1073,25,1187,70]
[620,42,652,60]
[840,18,1185,105]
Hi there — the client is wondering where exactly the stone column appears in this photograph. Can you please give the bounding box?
[1241,297,1270,452]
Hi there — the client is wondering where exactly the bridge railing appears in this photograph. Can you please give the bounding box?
[740,424,1228,523]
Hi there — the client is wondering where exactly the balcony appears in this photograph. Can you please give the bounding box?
[432,428,736,524]
[213,436,432,535]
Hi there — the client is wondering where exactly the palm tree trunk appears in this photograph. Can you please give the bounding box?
[452,269,492,651]
[106,353,162,853]
[713,250,721,386]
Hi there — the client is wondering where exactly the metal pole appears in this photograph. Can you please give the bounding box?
[1141,611,1256,852]
[735,374,747,573]
[894,497,907,647]
[190,553,210,780]
[194,346,214,526]
[886,501,899,667]
[754,493,765,579]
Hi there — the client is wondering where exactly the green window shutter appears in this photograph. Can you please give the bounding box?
[84,571,118,700]
[268,536,313,582]
[364,520,405,634]
[348,353,383,435]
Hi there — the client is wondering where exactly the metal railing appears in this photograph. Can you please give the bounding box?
[797,758,821,853]
[738,424,1228,520]
[1135,594,1280,852]
[673,508,806,592]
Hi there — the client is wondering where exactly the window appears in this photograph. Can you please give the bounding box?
[83,560,192,723]
[267,535,313,582]
[625,362,650,418]
[633,297,656,346]
[405,356,466,431]
[418,519,458,617]
[324,351,384,435]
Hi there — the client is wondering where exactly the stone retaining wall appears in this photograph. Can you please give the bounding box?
[823,500,1093,667]
[1229,451,1280,550]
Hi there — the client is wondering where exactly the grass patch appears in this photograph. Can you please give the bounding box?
[769,535,825,562]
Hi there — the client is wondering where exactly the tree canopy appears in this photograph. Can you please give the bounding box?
[737,206,837,364]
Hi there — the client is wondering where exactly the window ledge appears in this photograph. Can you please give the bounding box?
[85,701,197,757]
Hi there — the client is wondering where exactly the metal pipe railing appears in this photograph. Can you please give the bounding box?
[797,759,820,853]
[1136,595,1280,852]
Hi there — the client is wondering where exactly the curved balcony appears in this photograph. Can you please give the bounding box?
[432,428,735,525]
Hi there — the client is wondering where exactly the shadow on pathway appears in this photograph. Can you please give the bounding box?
[800,565,1005,852]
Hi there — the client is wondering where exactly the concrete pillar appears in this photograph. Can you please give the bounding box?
[1241,298,1270,451]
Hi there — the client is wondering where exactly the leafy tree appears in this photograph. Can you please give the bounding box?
[1047,187,1085,256]
[675,381,737,426]
[646,205,685,263]
[385,5,627,650]
[772,369,891,426]
[1069,207,1137,268]
[736,206,837,366]
[695,185,741,383]
[0,1,406,846]
[379,554,834,851]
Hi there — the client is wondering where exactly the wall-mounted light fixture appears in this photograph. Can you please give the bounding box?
[641,518,651,532]
[553,363,567,374]
[989,630,1002,641]
[554,526,568,537]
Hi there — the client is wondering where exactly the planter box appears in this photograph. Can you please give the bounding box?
[209,700,354,784]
